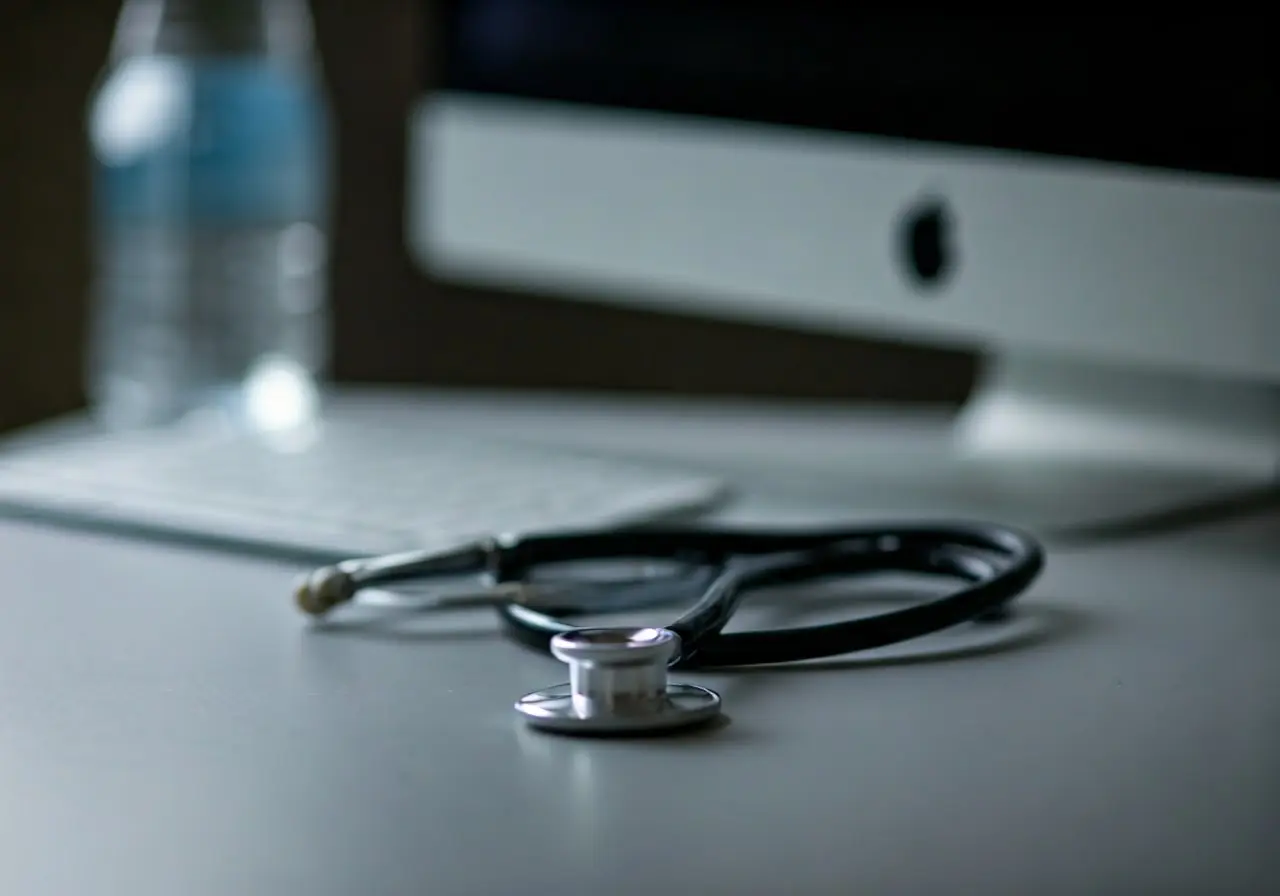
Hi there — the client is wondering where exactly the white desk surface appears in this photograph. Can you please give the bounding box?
[0,392,1276,894]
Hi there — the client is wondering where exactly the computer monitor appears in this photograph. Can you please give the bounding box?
[407,4,1280,525]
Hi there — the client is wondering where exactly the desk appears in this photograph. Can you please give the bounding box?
[0,398,1277,894]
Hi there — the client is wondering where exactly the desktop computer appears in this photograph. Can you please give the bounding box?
[410,4,1280,524]
[3,7,1275,556]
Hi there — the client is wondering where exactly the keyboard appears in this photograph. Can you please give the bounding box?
[0,405,727,562]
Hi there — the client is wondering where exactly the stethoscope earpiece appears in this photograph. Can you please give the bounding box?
[295,565,357,617]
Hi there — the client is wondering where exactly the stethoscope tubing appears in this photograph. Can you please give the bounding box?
[490,522,1044,668]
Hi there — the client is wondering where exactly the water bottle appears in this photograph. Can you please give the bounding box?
[87,0,332,433]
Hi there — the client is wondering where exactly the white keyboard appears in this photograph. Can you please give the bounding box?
[0,407,726,562]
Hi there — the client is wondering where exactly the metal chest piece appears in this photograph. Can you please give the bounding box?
[515,627,722,735]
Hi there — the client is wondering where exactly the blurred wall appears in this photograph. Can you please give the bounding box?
[0,0,975,434]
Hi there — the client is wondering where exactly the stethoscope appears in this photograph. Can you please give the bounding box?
[295,522,1045,735]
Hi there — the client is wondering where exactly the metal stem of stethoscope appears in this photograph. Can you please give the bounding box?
[294,537,548,615]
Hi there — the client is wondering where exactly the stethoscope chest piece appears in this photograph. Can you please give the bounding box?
[514,627,722,735]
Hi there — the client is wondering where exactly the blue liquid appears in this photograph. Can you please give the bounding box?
[88,55,330,431]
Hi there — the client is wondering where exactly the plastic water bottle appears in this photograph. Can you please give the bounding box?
[87,0,331,433]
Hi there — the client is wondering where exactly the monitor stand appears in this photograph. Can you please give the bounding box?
[808,349,1280,535]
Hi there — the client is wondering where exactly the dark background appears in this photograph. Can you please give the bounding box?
[0,0,975,435]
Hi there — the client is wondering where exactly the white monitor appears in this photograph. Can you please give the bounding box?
[407,5,1280,527]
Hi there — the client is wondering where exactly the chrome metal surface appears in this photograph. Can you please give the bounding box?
[515,627,723,734]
